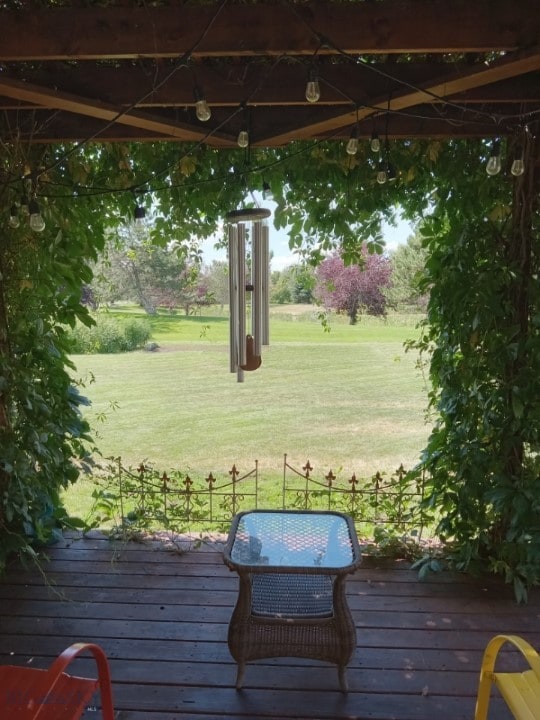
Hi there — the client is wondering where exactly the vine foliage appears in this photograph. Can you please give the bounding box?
[410,134,540,601]
[1,134,540,601]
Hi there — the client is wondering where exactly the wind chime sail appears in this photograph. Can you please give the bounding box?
[227,208,271,383]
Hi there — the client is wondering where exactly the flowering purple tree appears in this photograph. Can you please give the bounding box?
[314,250,392,324]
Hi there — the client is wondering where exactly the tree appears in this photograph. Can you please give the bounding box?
[91,232,206,314]
[385,232,429,311]
[200,260,229,308]
[270,264,315,305]
[314,250,392,324]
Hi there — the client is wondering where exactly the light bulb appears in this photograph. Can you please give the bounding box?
[195,98,211,122]
[30,214,46,232]
[486,140,501,176]
[28,200,45,232]
[511,150,525,177]
[376,162,387,185]
[237,129,249,148]
[511,158,525,176]
[387,163,397,183]
[370,132,380,153]
[346,128,358,156]
[8,204,20,229]
[134,204,146,225]
[305,67,320,103]
[194,88,211,122]
[262,181,273,201]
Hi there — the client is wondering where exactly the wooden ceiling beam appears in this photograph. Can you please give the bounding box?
[0,76,234,147]
[0,1,537,62]
[0,107,507,145]
[2,62,537,111]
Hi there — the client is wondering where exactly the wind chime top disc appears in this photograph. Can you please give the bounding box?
[226,208,271,223]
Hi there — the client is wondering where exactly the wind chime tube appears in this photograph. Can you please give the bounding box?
[237,222,247,370]
[262,222,270,346]
[228,224,239,374]
[252,219,263,357]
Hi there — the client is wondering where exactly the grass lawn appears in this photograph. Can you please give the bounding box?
[64,306,431,519]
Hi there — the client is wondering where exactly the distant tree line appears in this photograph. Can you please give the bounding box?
[85,230,428,322]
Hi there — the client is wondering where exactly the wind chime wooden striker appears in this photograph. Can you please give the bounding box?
[227,208,271,382]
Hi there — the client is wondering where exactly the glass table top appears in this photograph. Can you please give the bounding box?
[226,510,360,569]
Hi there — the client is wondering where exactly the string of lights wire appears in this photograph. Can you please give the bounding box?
[4,0,538,231]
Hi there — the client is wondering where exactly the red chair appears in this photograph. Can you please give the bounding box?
[0,642,115,720]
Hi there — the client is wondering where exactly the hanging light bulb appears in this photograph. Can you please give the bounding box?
[262,180,273,201]
[8,204,20,229]
[132,204,147,240]
[28,199,45,232]
[511,146,525,177]
[134,204,146,224]
[237,128,249,148]
[346,126,359,156]
[370,131,380,153]
[305,66,321,103]
[486,140,502,176]
[194,88,211,122]
[376,161,387,185]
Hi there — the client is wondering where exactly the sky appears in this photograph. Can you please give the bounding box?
[201,205,414,271]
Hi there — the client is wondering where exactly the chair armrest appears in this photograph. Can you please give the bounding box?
[481,634,540,677]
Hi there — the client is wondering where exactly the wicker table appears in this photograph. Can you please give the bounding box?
[223,509,362,691]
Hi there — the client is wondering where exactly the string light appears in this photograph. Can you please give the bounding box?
[305,66,321,103]
[262,180,273,201]
[370,131,380,153]
[511,145,525,176]
[194,87,211,122]
[237,128,249,148]
[376,160,387,185]
[28,199,45,232]
[486,140,502,176]
[8,204,20,229]
[132,203,147,240]
[346,126,359,156]
[237,104,250,148]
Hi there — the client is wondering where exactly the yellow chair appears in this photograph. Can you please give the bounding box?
[475,634,540,720]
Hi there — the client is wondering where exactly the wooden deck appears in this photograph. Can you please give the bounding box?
[0,532,538,720]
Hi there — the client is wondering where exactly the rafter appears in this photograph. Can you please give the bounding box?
[0,1,538,147]
[0,76,234,147]
[2,62,537,114]
[0,1,537,62]
[260,47,540,145]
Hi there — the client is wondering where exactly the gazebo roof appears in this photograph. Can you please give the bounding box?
[1,0,539,148]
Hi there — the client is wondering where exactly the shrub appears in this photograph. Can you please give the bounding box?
[68,316,152,354]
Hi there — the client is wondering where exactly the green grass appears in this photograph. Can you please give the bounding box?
[64,305,430,519]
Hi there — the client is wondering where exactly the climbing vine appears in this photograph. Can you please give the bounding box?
[1,133,540,601]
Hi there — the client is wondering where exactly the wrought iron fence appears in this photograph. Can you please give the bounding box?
[89,455,429,544]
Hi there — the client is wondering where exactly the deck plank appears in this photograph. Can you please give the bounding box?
[0,533,537,720]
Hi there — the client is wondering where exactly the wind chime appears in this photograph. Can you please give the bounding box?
[227,208,271,382]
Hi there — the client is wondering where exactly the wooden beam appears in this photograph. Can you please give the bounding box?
[3,62,536,114]
[0,1,537,61]
[0,63,459,109]
[0,107,506,144]
[0,76,234,147]
[260,48,540,145]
